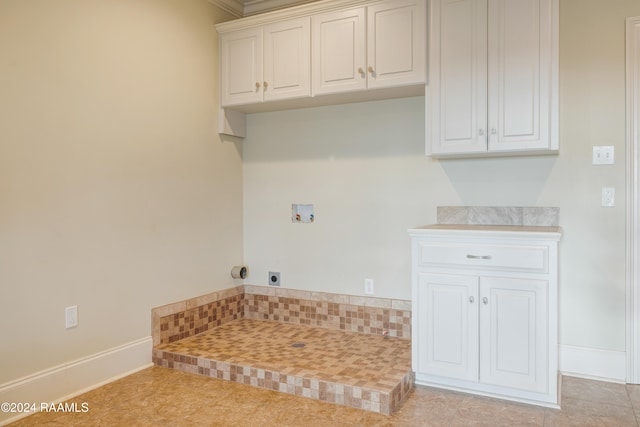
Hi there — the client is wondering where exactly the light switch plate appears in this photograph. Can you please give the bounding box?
[593,146,615,165]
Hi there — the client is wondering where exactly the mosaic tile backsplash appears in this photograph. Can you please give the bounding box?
[244,288,411,340]
[153,287,245,346]
[152,285,411,347]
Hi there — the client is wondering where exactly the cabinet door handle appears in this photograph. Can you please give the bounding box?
[491,127,497,135]
[263,81,268,89]
[466,254,492,260]
[478,129,485,136]
[482,297,489,305]
[469,296,475,303]
[368,66,375,75]
[358,67,365,75]
[255,82,261,89]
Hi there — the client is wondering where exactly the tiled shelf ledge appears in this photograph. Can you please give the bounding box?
[151,285,411,347]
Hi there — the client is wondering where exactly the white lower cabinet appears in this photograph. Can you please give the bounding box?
[480,276,548,393]
[416,273,479,382]
[410,226,561,407]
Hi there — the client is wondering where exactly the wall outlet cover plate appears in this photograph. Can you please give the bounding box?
[268,271,281,286]
[65,305,78,329]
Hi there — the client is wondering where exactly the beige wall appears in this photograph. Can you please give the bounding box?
[557,0,639,353]
[0,0,242,383]
[243,0,639,355]
[1,0,637,388]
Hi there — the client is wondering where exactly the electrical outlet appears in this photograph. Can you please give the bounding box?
[65,305,78,329]
[364,278,374,295]
[602,187,615,207]
[268,271,281,287]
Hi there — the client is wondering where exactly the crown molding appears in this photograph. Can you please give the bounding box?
[215,0,375,30]
[209,0,318,17]
[208,0,244,17]
[243,0,318,16]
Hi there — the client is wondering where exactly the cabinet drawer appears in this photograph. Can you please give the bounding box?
[417,242,549,273]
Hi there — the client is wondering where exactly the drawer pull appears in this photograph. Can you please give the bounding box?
[466,254,492,260]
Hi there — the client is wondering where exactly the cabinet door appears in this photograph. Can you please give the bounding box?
[367,0,426,89]
[263,18,311,102]
[415,273,479,382]
[479,276,548,393]
[427,0,488,155]
[312,8,366,95]
[220,28,263,107]
[487,0,556,152]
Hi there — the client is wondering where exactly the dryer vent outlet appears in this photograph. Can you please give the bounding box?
[268,272,281,287]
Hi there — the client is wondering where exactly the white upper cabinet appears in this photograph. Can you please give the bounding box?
[427,0,558,157]
[263,19,311,102]
[428,0,487,155]
[366,0,426,89]
[312,0,426,96]
[217,0,426,115]
[220,18,310,107]
[220,28,263,107]
[312,8,367,95]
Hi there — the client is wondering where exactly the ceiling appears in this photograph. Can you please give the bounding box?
[211,0,319,17]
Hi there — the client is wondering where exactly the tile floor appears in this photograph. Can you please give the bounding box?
[155,319,411,388]
[8,367,640,426]
[153,319,413,414]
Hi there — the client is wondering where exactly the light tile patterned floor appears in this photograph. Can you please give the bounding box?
[9,368,640,426]
[156,319,411,390]
[153,319,413,413]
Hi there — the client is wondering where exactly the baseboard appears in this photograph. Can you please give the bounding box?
[559,344,626,383]
[0,336,153,426]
